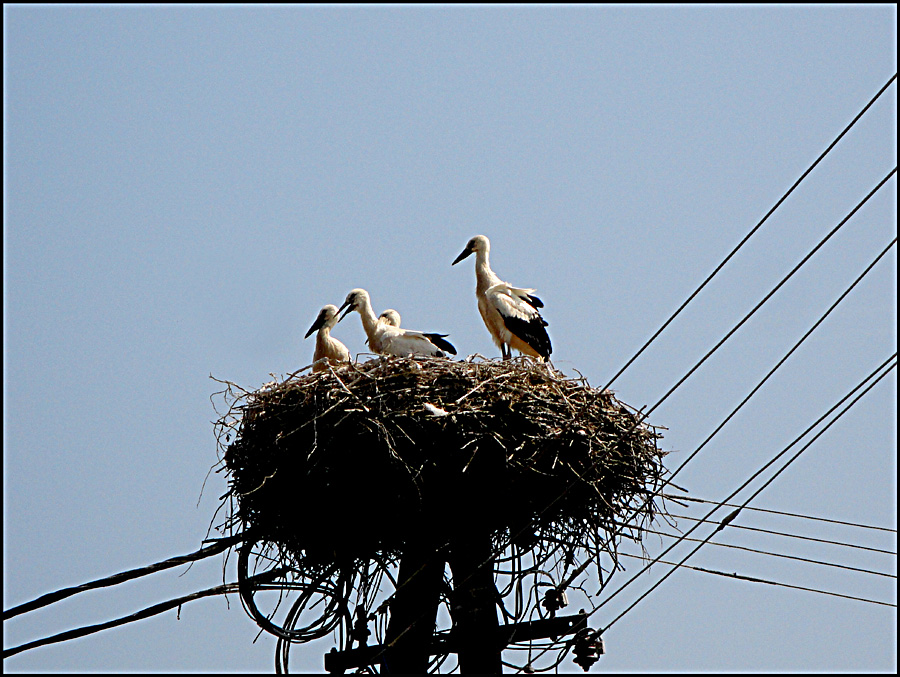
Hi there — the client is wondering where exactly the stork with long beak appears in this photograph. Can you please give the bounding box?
[304,304,351,372]
[452,235,551,360]
[338,289,456,358]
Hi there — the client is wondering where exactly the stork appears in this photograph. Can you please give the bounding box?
[304,304,351,372]
[338,289,456,357]
[378,308,457,356]
[337,288,386,353]
[378,309,402,327]
[452,235,552,360]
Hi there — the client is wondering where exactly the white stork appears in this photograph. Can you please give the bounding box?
[304,304,351,372]
[378,309,402,327]
[378,308,457,356]
[337,288,385,353]
[452,235,552,360]
[338,289,456,358]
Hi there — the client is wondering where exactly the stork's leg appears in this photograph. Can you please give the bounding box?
[501,344,510,360]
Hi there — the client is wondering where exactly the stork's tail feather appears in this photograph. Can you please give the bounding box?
[424,333,457,355]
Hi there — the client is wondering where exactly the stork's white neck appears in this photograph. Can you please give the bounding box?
[315,327,332,349]
[475,247,501,294]
[356,295,381,343]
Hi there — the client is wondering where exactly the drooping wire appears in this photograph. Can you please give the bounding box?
[2,568,282,660]
[579,201,899,598]
[581,233,898,601]
[602,73,897,392]
[2,534,243,621]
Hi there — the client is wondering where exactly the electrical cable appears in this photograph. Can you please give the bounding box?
[599,356,897,633]
[602,72,897,392]
[614,551,895,608]
[616,521,896,579]
[2,568,280,660]
[655,235,897,489]
[637,167,896,424]
[592,235,898,594]
[519,355,896,670]
[665,494,897,533]
[2,534,243,621]
[664,513,897,556]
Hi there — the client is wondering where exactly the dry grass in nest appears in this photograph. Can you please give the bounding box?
[213,355,667,572]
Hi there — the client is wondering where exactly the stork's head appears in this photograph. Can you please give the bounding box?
[452,234,490,265]
[305,304,339,338]
[379,309,401,327]
[338,288,370,321]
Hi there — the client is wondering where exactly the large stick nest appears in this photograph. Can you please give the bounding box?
[215,356,667,567]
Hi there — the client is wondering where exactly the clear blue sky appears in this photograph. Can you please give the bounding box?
[4,4,896,673]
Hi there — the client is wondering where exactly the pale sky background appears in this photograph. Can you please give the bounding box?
[3,4,897,673]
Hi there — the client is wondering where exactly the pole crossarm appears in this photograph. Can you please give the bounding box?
[324,612,588,673]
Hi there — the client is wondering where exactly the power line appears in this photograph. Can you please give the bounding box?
[638,168,896,423]
[656,236,897,489]
[538,179,897,615]
[666,494,897,534]
[587,353,896,615]
[588,236,898,590]
[2,568,283,660]
[2,534,243,621]
[507,359,897,667]
[624,521,897,578]
[506,227,898,593]
[614,551,895,608]
[375,229,899,672]
[599,356,897,633]
[666,513,897,556]
[603,72,898,392]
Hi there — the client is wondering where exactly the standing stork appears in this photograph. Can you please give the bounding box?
[452,235,552,360]
[338,289,456,358]
[304,304,351,372]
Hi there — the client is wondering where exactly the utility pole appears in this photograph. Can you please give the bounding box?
[380,540,444,674]
[447,529,502,673]
[226,359,657,674]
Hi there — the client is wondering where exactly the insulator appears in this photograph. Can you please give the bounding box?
[350,608,371,646]
[572,628,604,672]
[541,587,568,617]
